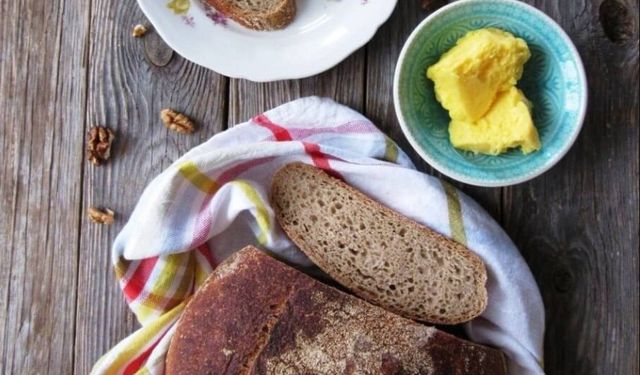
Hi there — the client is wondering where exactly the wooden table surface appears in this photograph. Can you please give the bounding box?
[1,0,638,374]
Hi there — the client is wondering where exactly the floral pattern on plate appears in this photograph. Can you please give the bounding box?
[137,0,396,81]
[167,0,227,27]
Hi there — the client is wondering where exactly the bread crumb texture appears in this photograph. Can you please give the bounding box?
[271,163,487,324]
[207,0,296,30]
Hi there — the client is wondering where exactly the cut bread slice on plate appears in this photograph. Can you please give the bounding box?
[271,162,488,325]
[166,246,506,374]
[207,0,296,30]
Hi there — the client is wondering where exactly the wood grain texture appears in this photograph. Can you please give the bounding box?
[0,0,89,373]
[365,1,428,169]
[72,1,227,373]
[502,1,639,374]
[228,50,365,125]
[0,0,637,374]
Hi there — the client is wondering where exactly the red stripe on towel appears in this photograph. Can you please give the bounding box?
[122,257,159,302]
[256,113,342,178]
[196,242,217,269]
[217,157,275,185]
[121,330,166,375]
[253,114,292,141]
[287,121,376,139]
[303,142,342,180]
[189,157,276,250]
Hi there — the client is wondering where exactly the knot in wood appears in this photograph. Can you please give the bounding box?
[599,0,636,43]
[552,266,575,294]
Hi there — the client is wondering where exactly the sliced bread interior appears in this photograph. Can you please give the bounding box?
[271,163,488,324]
[207,0,296,30]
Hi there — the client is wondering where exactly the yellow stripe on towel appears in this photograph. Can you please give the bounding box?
[134,304,160,326]
[232,180,271,245]
[92,301,185,375]
[139,253,192,312]
[384,136,399,163]
[442,181,467,246]
[178,161,220,194]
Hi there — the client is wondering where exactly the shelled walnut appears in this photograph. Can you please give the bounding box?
[87,126,116,166]
[160,109,196,134]
[87,207,115,225]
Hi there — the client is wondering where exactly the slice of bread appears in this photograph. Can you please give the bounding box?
[207,0,296,30]
[166,246,507,374]
[271,163,488,325]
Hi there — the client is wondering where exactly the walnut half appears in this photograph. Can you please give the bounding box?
[161,109,196,134]
[87,126,116,166]
[88,207,115,225]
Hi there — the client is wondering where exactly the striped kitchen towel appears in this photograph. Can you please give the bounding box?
[92,96,545,375]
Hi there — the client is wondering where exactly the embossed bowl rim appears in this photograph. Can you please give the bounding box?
[393,0,588,187]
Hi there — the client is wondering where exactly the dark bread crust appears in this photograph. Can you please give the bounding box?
[206,0,296,30]
[165,247,307,374]
[166,246,506,374]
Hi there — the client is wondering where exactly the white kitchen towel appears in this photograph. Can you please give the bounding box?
[92,96,544,375]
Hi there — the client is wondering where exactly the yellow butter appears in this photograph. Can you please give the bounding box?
[449,87,540,155]
[427,28,530,122]
[426,28,541,155]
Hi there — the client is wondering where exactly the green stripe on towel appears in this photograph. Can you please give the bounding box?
[442,181,467,246]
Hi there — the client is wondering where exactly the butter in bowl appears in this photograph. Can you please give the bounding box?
[393,0,587,187]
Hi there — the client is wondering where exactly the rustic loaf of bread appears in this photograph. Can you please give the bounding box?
[166,246,506,374]
[271,162,488,324]
[207,0,295,30]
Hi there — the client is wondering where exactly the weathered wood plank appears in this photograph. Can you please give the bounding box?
[365,1,430,171]
[0,0,89,373]
[364,0,502,220]
[228,50,365,126]
[72,2,228,373]
[0,0,636,374]
[502,1,639,374]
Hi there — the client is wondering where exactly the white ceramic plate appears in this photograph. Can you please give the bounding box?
[138,0,397,82]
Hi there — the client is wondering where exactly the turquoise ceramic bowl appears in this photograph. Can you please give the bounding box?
[393,0,587,187]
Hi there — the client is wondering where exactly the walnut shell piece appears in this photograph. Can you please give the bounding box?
[87,126,116,166]
[88,207,115,225]
[160,109,196,134]
[132,24,148,37]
